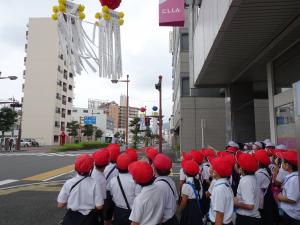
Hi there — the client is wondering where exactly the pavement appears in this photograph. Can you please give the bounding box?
[0,144,180,225]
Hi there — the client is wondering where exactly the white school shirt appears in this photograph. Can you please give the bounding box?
[91,168,107,199]
[255,168,271,209]
[57,174,104,215]
[155,176,179,222]
[108,173,141,209]
[280,172,300,220]
[181,177,201,199]
[202,162,211,181]
[129,184,165,225]
[180,168,200,181]
[276,167,289,184]
[236,175,261,218]
[104,163,119,190]
[209,178,234,224]
[208,179,216,194]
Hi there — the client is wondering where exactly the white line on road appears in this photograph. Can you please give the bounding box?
[0,179,19,186]
[0,180,66,190]
[43,170,75,182]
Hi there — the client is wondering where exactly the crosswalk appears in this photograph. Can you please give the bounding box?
[0,152,81,157]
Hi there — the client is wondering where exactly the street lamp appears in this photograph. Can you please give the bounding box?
[111,74,130,149]
[155,75,163,153]
[0,72,17,80]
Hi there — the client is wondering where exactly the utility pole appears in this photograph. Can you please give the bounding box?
[155,75,163,153]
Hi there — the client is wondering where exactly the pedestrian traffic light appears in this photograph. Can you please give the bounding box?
[10,103,22,108]
[145,117,151,126]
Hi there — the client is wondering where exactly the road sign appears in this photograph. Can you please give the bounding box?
[84,116,96,125]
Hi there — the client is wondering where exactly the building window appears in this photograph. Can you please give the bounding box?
[68,97,72,103]
[57,80,62,86]
[181,77,190,96]
[61,108,66,118]
[63,82,67,92]
[67,110,72,115]
[63,70,68,79]
[59,54,63,60]
[83,110,88,113]
[69,73,73,79]
[58,66,62,73]
[54,135,59,143]
[56,93,62,100]
[55,107,61,114]
[61,122,65,129]
[72,109,78,113]
[62,96,67,105]
[180,33,189,51]
[55,121,60,127]
[69,85,73,90]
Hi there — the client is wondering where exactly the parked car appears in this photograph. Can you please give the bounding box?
[20,139,32,147]
[25,138,39,147]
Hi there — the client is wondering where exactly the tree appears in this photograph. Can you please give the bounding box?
[129,117,141,149]
[82,124,94,140]
[66,121,79,143]
[0,107,18,150]
[95,129,103,141]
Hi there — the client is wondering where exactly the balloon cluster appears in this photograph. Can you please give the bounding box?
[99,0,122,10]
[51,0,86,21]
[95,6,124,25]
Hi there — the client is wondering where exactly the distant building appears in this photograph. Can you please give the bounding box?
[118,106,139,129]
[120,94,127,107]
[22,18,75,145]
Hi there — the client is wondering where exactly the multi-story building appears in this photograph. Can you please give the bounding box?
[71,107,114,142]
[88,99,120,130]
[118,106,139,129]
[22,18,75,145]
[183,0,300,149]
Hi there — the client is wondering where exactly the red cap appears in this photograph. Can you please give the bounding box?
[217,152,235,167]
[209,157,233,177]
[276,150,298,166]
[92,149,110,167]
[201,148,216,158]
[236,152,258,172]
[108,146,120,162]
[217,151,231,157]
[126,148,138,162]
[116,153,132,170]
[129,161,154,184]
[255,149,270,166]
[182,151,192,160]
[146,148,159,161]
[75,154,94,174]
[183,160,199,176]
[153,153,172,171]
[191,150,204,164]
[226,146,239,154]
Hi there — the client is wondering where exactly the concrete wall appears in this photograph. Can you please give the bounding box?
[180,97,226,151]
[254,99,270,141]
[193,0,232,84]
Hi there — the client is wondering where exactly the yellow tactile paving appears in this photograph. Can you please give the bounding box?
[23,165,74,181]
[0,183,62,196]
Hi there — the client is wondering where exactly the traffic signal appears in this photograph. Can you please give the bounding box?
[145,117,151,126]
[10,103,22,108]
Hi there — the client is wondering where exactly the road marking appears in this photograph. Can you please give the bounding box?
[0,179,18,186]
[0,153,80,157]
[23,165,74,181]
[43,170,75,182]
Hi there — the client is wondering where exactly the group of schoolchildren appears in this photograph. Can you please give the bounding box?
[57,141,299,225]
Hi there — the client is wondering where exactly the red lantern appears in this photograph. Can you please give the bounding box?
[99,0,122,10]
[140,107,146,113]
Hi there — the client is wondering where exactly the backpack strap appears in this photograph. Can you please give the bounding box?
[186,181,201,210]
[117,176,131,210]
[105,165,116,180]
[70,176,87,194]
[156,178,175,197]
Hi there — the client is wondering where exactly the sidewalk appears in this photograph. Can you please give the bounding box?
[0,146,53,153]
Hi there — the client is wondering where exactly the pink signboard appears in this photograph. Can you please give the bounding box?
[159,0,185,27]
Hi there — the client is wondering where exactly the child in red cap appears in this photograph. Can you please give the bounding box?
[276,151,300,224]
[179,160,203,225]
[208,157,234,225]
[107,153,141,225]
[57,154,104,225]
[153,154,179,225]
[234,152,261,225]
[129,161,165,225]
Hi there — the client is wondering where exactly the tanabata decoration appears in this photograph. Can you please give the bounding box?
[51,0,124,80]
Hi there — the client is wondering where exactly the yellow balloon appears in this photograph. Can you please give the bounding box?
[118,19,124,26]
[59,4,66,13]
[79,12,86,20]
[51,13,58,21]
[52,6,59,13]
[95,12,102,19]
[78,4,85,12]
[102,6,109,14]
[103,13,110,21]
[118,12,125,19]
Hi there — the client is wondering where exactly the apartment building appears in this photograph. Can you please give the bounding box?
[22,18,75,145]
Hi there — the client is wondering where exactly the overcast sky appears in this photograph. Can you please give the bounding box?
[0,0,173,122]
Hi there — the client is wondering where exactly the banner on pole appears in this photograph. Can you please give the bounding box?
[140,115,146,131]
[159,0,185,27]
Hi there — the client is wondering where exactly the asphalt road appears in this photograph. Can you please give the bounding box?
[0,145,180,225]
